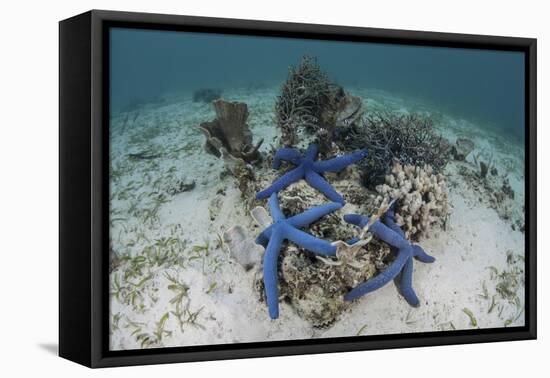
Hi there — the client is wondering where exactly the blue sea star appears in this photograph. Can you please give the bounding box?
[343,203,435,306]
[256,144,368,204]
[256,193,342,319]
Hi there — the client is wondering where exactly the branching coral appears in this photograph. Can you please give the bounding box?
[275,56,334,146]
[342,111,451,186]
[373,163,450,241]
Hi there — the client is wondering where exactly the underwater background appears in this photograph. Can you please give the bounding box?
[110,27,525,142]
[108,26,526,350]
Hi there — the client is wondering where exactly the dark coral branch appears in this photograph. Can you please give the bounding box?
[275,56,334,146]
[340,110,451,186]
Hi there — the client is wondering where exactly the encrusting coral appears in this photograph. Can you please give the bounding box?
[256,144,368,205]
[373,162,450,241]
[279,241,384,328]
[344,202,435,307]
[255,193,342,319]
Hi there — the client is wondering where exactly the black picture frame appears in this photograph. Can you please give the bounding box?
[59,9,537,368]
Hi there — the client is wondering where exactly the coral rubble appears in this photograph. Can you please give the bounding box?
[263,182,390,326]
[344,203,435,306]
[255,193,342,319]
[278,229,392,327]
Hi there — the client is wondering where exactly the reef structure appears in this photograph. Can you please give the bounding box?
[256,193,342,319]
[344,203,435,307]
[256,144,368,204]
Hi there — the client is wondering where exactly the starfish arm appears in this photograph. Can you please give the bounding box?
[369,221,410,250]
[384,204,435,262]
[398,258,420,307]
[343,214,369,228]
[255,224,274,247]
[272,148,302,169]
[288,202,342,228]
[347,236,360,244]
[382,206,406,238]
[263,229,284,319]
[256,166,304,200]
[384,202,397,220]
[344,247,411,301]
[312,149,368,173]
[256,231,269,247]
[305,144,319,160]
[305,171,345,204]
[267,193,285,222]
[283,225,336,256]
[413,245,436,263]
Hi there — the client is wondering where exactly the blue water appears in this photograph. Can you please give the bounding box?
[110,27,525,143]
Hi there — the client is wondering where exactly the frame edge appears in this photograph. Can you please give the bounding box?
[59,11,94,367]
[78,9,537,368]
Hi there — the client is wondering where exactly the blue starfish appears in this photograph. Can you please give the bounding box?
[256,144,368,204]
[256,193,342,319]
[343,203,435,307]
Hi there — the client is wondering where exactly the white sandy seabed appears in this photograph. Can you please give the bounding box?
[108,85,526,350]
